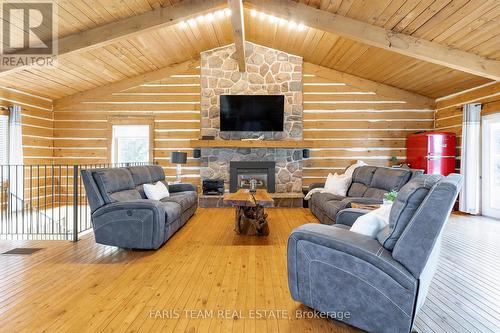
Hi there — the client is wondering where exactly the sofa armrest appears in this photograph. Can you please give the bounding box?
[288,224,415,289]
[92,200,166,249]
[168,183,197,193]
[308,182,325,191]
[335,208,371,226]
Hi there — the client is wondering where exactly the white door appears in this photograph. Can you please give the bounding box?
[482,113,500,219]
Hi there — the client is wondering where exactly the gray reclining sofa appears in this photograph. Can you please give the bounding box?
[81,165,197,249]
[288,173,463,333]
[309,166,422,224]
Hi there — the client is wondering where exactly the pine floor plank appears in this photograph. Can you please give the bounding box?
[0,209,499,333]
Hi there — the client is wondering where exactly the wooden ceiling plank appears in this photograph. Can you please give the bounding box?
[372,0,406,27]
[53,58,200,109]
[303,62,435,108]
[0,0,226,78]
[247,0,500,80]
[412,0,476,40]
[401,0,458,35]
[436,2,500,45]
[391,0,436,33]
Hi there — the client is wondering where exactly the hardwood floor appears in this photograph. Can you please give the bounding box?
[0,208,498,333]
[414,214,500,333]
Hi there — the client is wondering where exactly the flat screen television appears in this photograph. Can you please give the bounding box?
[219,95,284,132]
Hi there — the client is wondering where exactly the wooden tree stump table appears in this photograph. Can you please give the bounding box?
[223,189,274,236]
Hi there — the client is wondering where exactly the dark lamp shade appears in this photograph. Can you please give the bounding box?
[171,151,187,164]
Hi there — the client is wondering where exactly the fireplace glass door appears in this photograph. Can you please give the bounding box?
[237,170,268,190]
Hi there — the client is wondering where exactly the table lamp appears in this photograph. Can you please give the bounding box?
[171,151,187,183]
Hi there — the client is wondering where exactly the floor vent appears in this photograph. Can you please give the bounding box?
[2,248,43,255]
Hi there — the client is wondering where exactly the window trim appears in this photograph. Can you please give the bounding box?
[107,116,154,164]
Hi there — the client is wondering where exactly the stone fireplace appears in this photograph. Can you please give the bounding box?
[200,148,302,193]
[230,161,276,193]
[198,42,304,205]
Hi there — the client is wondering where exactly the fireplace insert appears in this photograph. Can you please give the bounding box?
[229,161,276,193]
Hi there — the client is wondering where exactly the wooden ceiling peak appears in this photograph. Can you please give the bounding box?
[246,0,500,81]
[0,0,226,79]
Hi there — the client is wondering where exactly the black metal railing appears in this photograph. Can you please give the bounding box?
[0,162,149,241]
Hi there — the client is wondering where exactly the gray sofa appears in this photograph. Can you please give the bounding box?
[81,165,197,249]
[309,166,422,224]
[288,173,463,333]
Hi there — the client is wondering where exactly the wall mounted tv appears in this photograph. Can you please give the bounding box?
[219,95,284,132]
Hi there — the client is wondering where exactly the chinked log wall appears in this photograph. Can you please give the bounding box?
[434,82,500,173]
[51,60,437,189]
[301,63,434,186]
[52,64,201,187]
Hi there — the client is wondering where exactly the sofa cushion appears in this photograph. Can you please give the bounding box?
[352,166,377,186]
[346,166,377,197]
[161,191,197,212]
[377,175,443,250]
[310,192,345,209]
[127,166,152,186]
[323,200,348,219]
[363,188,387,200]
[160,201,181,224]
[370,168,411,192]
[92,168,136,203]
[109,189,142,202]
[347,182,368,197]
[148,165,165,182]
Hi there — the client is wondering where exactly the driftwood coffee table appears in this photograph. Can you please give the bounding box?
[223,189,274,236]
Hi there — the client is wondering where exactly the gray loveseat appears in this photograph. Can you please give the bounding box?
[288,173,463,333]
[309,166,422,224]
[81,165,197,249]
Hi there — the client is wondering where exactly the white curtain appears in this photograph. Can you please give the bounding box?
[9,105,24,207]
[459,103,481,214]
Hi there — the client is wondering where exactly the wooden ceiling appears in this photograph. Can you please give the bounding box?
[0,0,498,101]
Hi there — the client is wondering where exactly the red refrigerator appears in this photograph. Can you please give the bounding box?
[406,132,456,176]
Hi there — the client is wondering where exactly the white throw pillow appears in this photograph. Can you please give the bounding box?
[324,173,351,196]
[143,181,170,201]
[350,204,392,238]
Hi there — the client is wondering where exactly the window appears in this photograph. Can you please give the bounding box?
[0,115,8,165]
[112,125,150,164]
[482,113,500,218]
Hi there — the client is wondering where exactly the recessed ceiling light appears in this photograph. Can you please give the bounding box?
[250,9,257,17]
[216,10,225,19]
[298,23,305,31]
[259,12,266,20]
[206,13,214,22]
[187,18,196,26]
[288,20,297,29]
[224,8,232,16]
[179,21,188,29]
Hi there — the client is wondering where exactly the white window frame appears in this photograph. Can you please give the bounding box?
[107,116,154,164]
